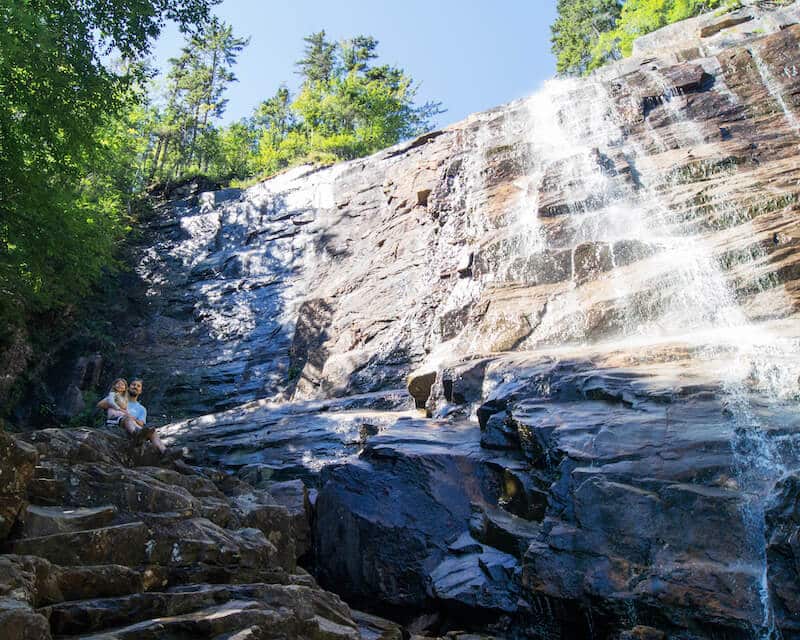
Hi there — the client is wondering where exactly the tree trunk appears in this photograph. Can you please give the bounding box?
[148,136,164,181]
[186,103,201,169]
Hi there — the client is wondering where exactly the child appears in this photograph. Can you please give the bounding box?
[104,378,130,427]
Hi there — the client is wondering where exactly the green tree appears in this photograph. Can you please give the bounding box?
[296,31,338,84]
[604,0,723,58]
[551,0,727,75]
[186,18,249,168]
[341,36,379,73]
[147,18,248,179]
[550,0,623,75]
[214,122,258,179]
[246,32,442,177]
[253,86,296,145]
[0,0,218,326]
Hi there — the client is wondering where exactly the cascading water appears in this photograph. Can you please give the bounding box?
[461,65,800,638]
[751,47,800,137]
[138,12,800,636]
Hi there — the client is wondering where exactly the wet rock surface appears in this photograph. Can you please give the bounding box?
[165,344,800,639]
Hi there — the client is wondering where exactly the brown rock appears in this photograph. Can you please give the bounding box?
[407,370,437,409]
[0,430,38,540]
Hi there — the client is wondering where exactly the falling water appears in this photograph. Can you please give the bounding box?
[751,47,800,137]
[512,76,747,346]
[471,65,800,637]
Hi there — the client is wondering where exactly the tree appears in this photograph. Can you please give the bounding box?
[186,18,249,168]
[604,0,724,58]
[290,33,443,163]
[146,18,248,179]
[296,31,338,85]
[341,36,379,73]
[550,0,623,75]
[551,0,727,75]
[0,0,218,326]
[253,86,296,145]
[215,122,258,179]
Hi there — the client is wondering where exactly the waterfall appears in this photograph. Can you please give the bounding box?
[466,67,800,637]
[509,76,747,346]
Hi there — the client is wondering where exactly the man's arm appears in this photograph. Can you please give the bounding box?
[97,398,131,416]
[130,404,146,427]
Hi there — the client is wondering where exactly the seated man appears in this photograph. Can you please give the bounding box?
[98,378,166,454]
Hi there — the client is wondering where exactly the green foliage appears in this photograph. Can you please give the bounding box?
[296,30,338,84]
[551,0,728,75]
[144,17,249,181]
[606,0,724,58]
[0,0,218,328]
[1,6,440,333]
[193,31,442,185]
[551,0,623,75]
[247,32,443,178]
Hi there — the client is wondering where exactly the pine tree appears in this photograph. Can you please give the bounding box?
[341,36,378,73]
[550,0,623,75]
[253,86,296,145]
[296,31,338,85]
[150,18,248,179]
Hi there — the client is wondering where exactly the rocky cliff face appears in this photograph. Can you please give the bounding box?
[8,2,800,639]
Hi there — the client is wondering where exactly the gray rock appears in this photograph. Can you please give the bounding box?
[19,504,118,538]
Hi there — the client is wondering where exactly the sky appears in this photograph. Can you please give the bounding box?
[150,0,559,129]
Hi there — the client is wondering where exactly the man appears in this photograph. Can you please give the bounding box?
[98,378,166,454]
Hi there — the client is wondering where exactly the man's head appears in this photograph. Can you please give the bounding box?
[128,379,143,399]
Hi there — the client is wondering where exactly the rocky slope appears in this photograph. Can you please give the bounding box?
[0,425,414,639]
[8,2,800,639]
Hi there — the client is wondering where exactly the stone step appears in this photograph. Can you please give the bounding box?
[19,505,119,538]
[61,584,360,639]
[66,599,285,639]
[43,585,234,636]
[6,522,151,567]
[47,582,360,636]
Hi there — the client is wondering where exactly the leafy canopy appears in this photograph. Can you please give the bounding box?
[551,0,622,75]
[249,31,443,177]
[0,0,218,327]
[142,29,443,185]
[551,0,727,75]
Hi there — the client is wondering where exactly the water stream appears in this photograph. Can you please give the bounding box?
[464,68,800,637]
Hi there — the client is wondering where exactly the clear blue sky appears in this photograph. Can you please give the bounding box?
[151,0,559,129]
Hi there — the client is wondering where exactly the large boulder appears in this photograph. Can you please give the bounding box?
[313,419,498,608]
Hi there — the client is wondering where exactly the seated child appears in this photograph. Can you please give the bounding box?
[104,378,130,427]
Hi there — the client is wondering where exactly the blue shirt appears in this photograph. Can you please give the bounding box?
[127,400,147,424]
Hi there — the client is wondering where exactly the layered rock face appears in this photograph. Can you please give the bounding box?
[0,425,396,639]
[25,2,800,639]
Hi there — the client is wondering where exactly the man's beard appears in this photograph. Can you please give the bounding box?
[129,391,139,400]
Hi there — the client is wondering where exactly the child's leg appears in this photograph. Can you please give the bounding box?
[147,429,167,454]
[121,416,139,436]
